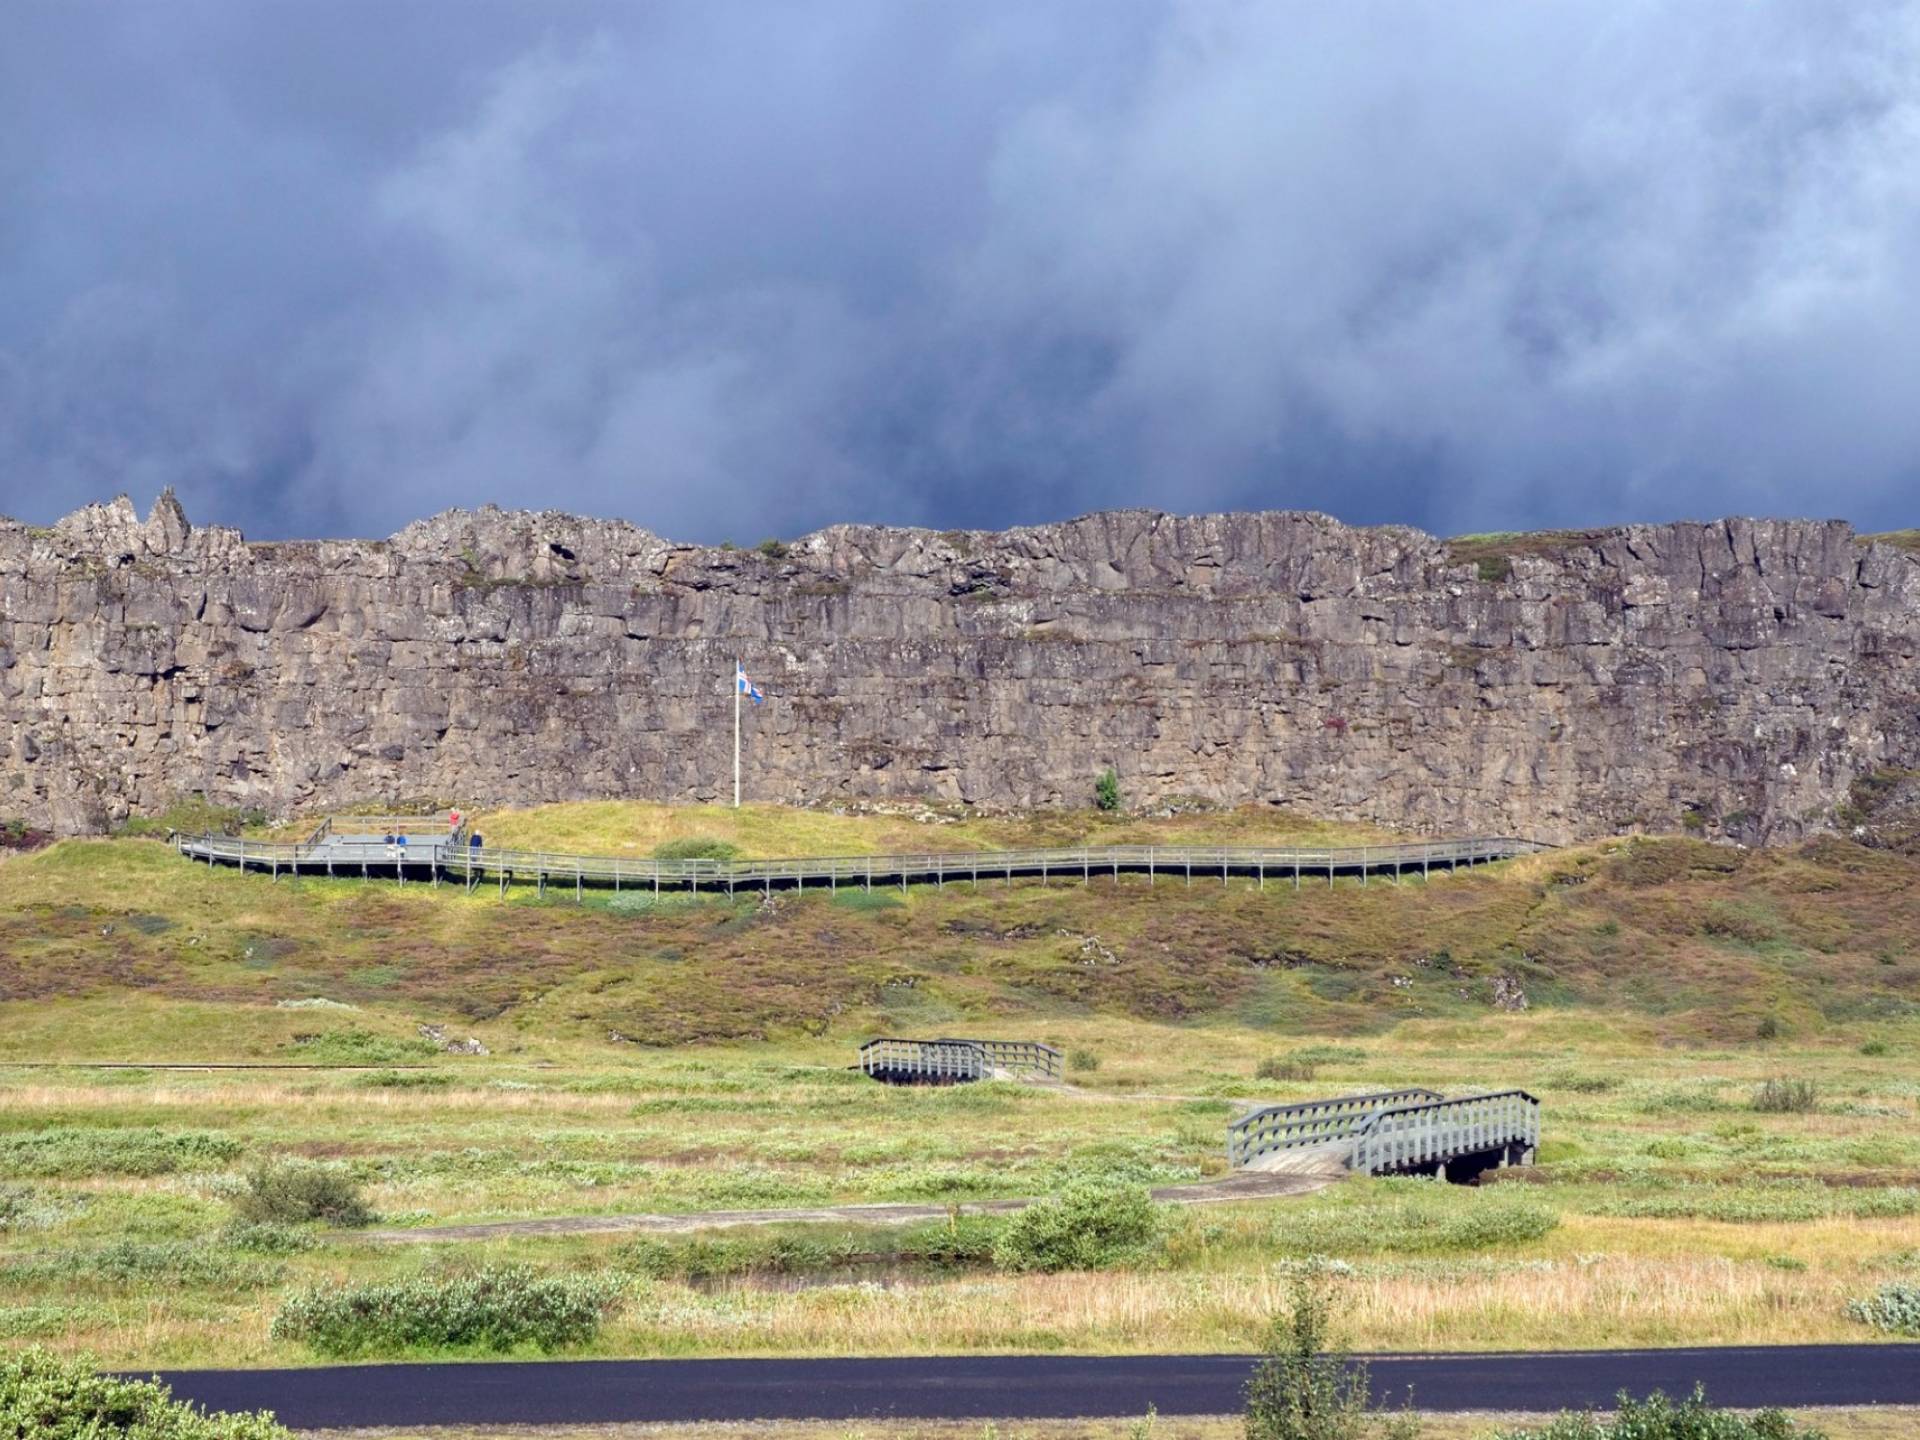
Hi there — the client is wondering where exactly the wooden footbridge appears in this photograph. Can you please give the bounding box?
[1228,1087,1540,1181]
[173,814,1549,898]
[858,1037,1063,1084]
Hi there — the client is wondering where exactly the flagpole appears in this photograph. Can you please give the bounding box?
[733,659,741,809]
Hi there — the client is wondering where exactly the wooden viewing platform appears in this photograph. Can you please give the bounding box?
[174,818,1551,899]
[1228,1087,1540,1182]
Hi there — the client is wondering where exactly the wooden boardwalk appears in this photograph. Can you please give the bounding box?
[173,815,1551,899]
[1229,1087,1540,1181]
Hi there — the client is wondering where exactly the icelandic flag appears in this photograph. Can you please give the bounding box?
[735,664,764,705]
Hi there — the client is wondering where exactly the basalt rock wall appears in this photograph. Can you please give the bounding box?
[2,494,1917,842]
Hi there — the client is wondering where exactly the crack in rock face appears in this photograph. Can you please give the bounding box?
[2,498,1917,840]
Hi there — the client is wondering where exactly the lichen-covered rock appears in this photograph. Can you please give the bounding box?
[2,497,1916,841]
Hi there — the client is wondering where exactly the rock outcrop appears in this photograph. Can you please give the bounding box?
[2,494,1916,841]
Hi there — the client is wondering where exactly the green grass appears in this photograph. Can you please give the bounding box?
[3,811,1920,1367]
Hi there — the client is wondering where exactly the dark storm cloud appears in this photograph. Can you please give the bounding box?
[3,1,1918,541]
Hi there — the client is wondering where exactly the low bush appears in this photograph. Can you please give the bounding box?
[353,1069,454,1089]
[621,1232,858,1281]
[0,1346,290,1439]
[1577,1186,1833,1225]
[1848,1282,1920,1336]
[0,1127,241,1179]
[233,1162,375,1227]
[992,1183,1163,1273]
[6,1239,282,1291]
[220,1219,317,1255]
[1273,1191,1559,1256]
[1255,1056,1316,1082]
[1490,1386,1822,1438]
[1068,1047,1101,1073]
[1859,1040,1890,1057]
[293,1028,438,1065]
[900,1213,1007,1269]
[272,1263,622,1356]
[1750,1077,1818,1114]
[652,837,742,861]
[0,1185,78,1232]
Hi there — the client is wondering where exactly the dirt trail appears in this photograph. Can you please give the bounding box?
[355,1167,1336,1244]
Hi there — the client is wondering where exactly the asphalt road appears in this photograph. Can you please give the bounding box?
[153,1347,1920,1429]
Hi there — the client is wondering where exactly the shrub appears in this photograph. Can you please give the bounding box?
[1860,1040,1890,1057]
[233,1162,375,1227]
[219,1219,316,1254]
[900,1213,1006,1269]
[1848,1282,1920,1336]
[293,1029,437,1065]
[1095,767,1121,813]
[755,538,791,559]
[1273,1191,1559,1256]
[6,1239,281,1291]
[353,1069,454,1090]
[619,1232,856,1282]
[652,836,742,862]
[1490,1386,1822,1438]
[1750,1077,1817,1114]
[1754,1014,1780,1040]
[1068,1047,1101,1074]
[1256,1056,1317,1082]
[0,1347,290,1439]
[1244,1267,1414,1440]
[992,1184,1162,1273]
[272,1263,622,1356]
[0,1127,241,1179]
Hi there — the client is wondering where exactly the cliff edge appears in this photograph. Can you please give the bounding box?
[2,494,1916,839]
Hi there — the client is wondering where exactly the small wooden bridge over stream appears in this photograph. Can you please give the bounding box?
[1228,1087,1540,1181]
[174,815,1550,898]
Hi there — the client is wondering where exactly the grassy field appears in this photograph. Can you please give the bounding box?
[1,805,1918,1371]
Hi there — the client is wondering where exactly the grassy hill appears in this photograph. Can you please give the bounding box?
[2,806,1915,1057]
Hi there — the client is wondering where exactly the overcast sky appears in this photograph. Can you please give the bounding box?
[4,1,1919,542]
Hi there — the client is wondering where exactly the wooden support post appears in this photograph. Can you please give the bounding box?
[538,871,546,898]
[361,862,368,883]
[576,869,582,902]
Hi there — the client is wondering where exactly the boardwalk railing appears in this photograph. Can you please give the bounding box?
[175,830,1551,896]
[858,1038,990,1083]
[1227,1088,1443,1169]
[1349,1089,1540,1176]
[938,1038,1062,1079]
[857,1037,1062,1083]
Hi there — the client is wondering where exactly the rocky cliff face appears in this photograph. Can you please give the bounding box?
[2,494,1916,841]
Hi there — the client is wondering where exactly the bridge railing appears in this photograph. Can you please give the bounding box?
[858,1037,990,1082]
[936,1038,1062,1078]
[1227,1088,1444,1169]
[1348,1089,1540,1176]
